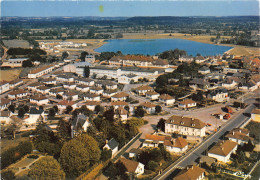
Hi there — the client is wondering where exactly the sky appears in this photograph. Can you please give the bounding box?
[1,0,259,17]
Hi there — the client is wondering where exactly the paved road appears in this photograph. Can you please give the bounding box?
[154,96,258,180]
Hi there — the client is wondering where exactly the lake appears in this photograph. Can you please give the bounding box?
[95,39,232,56]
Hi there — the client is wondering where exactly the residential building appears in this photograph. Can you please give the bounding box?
[30,95,49,105]
[109,55,169,68]
[36,86,51,95]
[118,75,139,84]
[1,58,28,68]
[71,114,90,138]
[239,80,258,91]
[9,79,23,89]
[118,158,145,177]
[89,87,104,95]
[159,94,175,105]
[251,108,260,122]
[23,108,45,125]
[0,82,10,94]
[111,92,129,102]
[83,93,100,101]
[135,85,153,95]
[178,99,197,109]
[57,100,77,112]
[74,77,95,86]
[0,98,11,110]
[28,65,54,78]
[114,107,128,122]
[8,89,27,100]
[75,85,90,92]
[103,138,119,157]
[103,89,117,98]
[198,66,211,75]
[96,80,117,90]
[63,83,77,90]
[63,91,78,101]
[27,82,42,91]
[42,78,56,85]
[56,74,75,82]
[0,111,12,125]
[179,55,194,63]
[207,88,229,103]
[129,148,142,159]
[111,101,129,109]
[141,102,156,114]
[49,88,64,97]
[225,128,254,145]
[146,91,160,100]
[173,165,206,180]
[85,54,95,63]
[189,78,209,90]
[208,140,238,163]
[84,101,101,111]
[165,115,206,137]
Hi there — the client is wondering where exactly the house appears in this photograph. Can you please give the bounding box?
[141,102,156,114]
[117,158,145,177]
[226,128,254,145]
[178,99,197,109]
[173,165,206,180]
[251,108,260,122]
[118,75,139,84]
[222,77,240,89]
[28,65,54,78]
[109,55,169,68]
[57,100,77,112]
[89,87,104,95]
[74,77,95,86]
[103,89,118,98]
[30,95,49,105]
[142,134,188,153]
[111,101,128,109]
[27,82,42,91]
[23,108,45,125]
[49,88,64,97]
[63,91,78,101]
[1,58,28,68]
[239,80,258,91]
[36,86,51,95]
[0,98,11,110]
[103,138,119,157]
[135,85,153,95]
[0,111,12,125]
[189,78,209,90]
[9,79,23,89]
[8,89,27,100]
[207,88,229,103]
[195,56,207,64]
[63,83,77,90]
[129,148,142,159]
[75,85,90,92]
[114,107,128,122]
[42,78,56,85]
[84,101,101,111]
[198,66,211,75]
[165,115,206,137]
[56,75,74,83]
[96,80,117,90]
[83,93,100,102]
[71,114,90,138]
[0,81,10,94]
[179,55,194,63]
[146,91,160,100]
[85,54,95,63]
[159,94,175,105]
[208,140,238,163]
[111,92,129,102]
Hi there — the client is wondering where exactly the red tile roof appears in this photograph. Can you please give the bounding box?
[208,140,237,156]
[58,100,76,106]
[174,165,205,180]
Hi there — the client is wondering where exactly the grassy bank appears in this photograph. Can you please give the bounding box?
[0,68,22,81]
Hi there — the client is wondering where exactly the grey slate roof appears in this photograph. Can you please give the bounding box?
[107,138,119,150]
[29,108,44,114]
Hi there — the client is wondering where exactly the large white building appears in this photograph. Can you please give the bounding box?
[165,115,206,137]
[1,58,28,68]
[0,82,10,94]
[28,65,55,78]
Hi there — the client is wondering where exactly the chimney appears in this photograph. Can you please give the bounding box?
[233,131,235,135]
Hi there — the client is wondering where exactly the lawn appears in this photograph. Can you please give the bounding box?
[0,69,22,81]
[1,137,29,153]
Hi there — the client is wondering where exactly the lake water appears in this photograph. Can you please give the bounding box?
[95,39,232,56]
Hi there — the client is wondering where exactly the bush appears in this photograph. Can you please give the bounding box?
[28,155,39,159]
[147,160,159,171]
[1,170,15,180]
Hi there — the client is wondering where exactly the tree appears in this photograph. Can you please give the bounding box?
[155,105,162,114]
[22,60,34,67]
[48,108,56,117]
[56,94,63,99]
[23,105,29,113]
[83,66,90,78]
[80,51,89,61]
[135,106,145,118]
[101,148,112,162]
[156,75,168,87]
[39,106,44,111]
[53,105,58,113]
[103,161,128,179]
[29,156,65,180]
[157,118,166,132]
[94,105,101,113]
[8,104,15,113]
[1,170,15,180]
[62,51,69,59]
[147,160,159,171]
[103,108,114,122]
[65,105,73,114]
[18,108,26,118]
[57,119,71,143]
[60,134,101,178]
